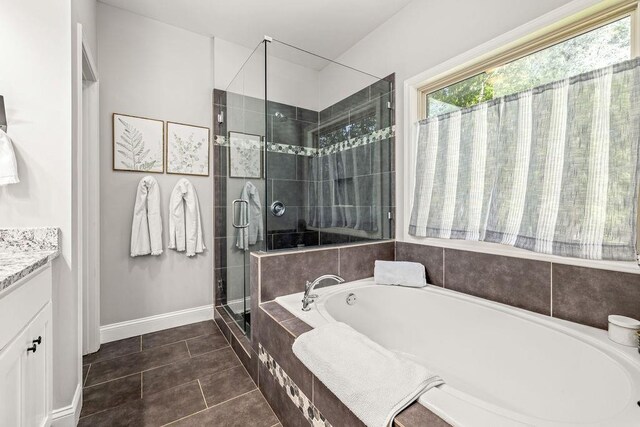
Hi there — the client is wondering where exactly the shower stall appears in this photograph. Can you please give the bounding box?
[213,38,395,336]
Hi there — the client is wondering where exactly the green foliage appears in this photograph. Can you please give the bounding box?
[427,17,631,117]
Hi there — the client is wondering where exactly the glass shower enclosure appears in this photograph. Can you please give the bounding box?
[213,38,395,337]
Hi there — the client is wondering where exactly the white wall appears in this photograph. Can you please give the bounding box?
[0,0,78,410]
[320,0,575,238]
[72,0,97,55]
[214,37,320,110]
[97,3,214,326]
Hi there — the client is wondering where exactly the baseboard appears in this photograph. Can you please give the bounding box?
[100,305,214,343]
[51,382,82,427]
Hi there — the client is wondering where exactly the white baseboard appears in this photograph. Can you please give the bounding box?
[100,305,214,344]
[51,382,82,427]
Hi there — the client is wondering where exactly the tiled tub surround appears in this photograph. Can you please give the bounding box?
[244,240,450,426]
[396,242,640,330]
[0,227,60,291]
[80,320,279,426]
[217,239,640,426]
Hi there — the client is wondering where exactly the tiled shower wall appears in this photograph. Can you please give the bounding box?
[213,75,396,305]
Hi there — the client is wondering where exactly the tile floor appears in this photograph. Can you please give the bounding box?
[80,320,280,427]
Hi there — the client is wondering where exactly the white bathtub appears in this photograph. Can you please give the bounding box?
[275,279,640,426]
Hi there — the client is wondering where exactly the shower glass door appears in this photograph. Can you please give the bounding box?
[217,44,266,337]
[264,40,394,251]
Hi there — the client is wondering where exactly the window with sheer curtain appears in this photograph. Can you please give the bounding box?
[409,57,640,261]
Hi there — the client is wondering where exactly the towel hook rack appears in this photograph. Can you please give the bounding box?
[0,95,7,133]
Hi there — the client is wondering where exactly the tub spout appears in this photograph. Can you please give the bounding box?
[302,274,345,311]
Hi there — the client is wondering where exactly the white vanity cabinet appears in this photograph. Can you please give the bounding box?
[0,264,53,427]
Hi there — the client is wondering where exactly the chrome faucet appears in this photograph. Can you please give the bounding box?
[301,274,345,311]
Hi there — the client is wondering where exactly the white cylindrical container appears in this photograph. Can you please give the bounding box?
[608,315,640,347]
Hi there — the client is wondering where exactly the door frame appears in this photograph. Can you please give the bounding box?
[73,23,100,363]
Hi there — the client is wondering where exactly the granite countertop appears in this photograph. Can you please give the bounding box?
[0,228,60,292]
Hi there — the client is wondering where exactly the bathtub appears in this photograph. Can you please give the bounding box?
[275,279,640,426]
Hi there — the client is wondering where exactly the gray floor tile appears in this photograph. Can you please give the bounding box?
[142,320,217,349]
[78,381,206,427]
[199,366,256,407]
[83,336,141,365]
[168,389,278,427]
[142,347,240,394]
[186,331,229,357]
[80,373,141,418]
[85,341,190,386]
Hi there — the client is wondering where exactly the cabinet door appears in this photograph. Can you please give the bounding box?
[23,303,52,427]
[0,326,26,427]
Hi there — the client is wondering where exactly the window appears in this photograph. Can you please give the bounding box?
[418,0,638,119]
[409,0,640,263]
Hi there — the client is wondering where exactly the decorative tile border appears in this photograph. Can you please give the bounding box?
[214,125,395,158]
[258,344,331,427]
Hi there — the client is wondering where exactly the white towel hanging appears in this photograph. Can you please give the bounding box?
[169,178,205,257]
[236,181,263,251]
[130,176,163,257]
[0,129,19,186]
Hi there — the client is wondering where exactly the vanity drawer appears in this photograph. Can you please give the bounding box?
[0,264,52,351]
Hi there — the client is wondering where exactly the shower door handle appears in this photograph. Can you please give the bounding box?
[232,199,249,229]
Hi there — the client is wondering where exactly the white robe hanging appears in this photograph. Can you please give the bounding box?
[169,178,205,257]
[130,176,163,257]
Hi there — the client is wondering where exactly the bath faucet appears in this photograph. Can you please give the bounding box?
[301,274,345,311]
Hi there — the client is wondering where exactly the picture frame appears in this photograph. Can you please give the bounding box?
[112,113,164,173]
[228,131,263,178]
[166,121,211,176]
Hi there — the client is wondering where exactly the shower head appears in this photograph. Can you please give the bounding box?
[274,111,287,122]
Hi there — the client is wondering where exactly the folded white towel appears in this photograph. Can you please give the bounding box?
[374,260,427,287]
[236,181,263,251]
[169,178,205,257]
[293,322,443,427]
[130,176,163,257]
[0,129,19,186]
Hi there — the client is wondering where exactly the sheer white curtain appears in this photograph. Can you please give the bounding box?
[409,58,640,261]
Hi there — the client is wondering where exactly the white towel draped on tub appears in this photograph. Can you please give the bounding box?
[0,129,19,185]
[169,178,205,256]
[374,260,427,288]
[236,181,263,251]
[130,176,163,257]
[293,322,443,427]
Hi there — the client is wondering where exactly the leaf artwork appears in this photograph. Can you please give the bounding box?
[168,132,205,173]
[116,117,159,171]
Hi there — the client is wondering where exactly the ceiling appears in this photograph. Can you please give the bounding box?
[98,0,413,69]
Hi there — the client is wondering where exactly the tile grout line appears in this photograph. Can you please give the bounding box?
[550,262,553,317]
[197,379,208,408]
[140,372,143,399]
[442,247,446,288]
[83,364,91,387]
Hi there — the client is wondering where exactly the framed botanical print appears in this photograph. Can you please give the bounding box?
[166,121,211,176]
[113,113,164,173]
[228,131,263,178]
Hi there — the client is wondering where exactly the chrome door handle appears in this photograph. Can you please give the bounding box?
[232,199,249,229]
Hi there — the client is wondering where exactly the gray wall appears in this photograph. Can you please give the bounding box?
[98,4,214,325]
